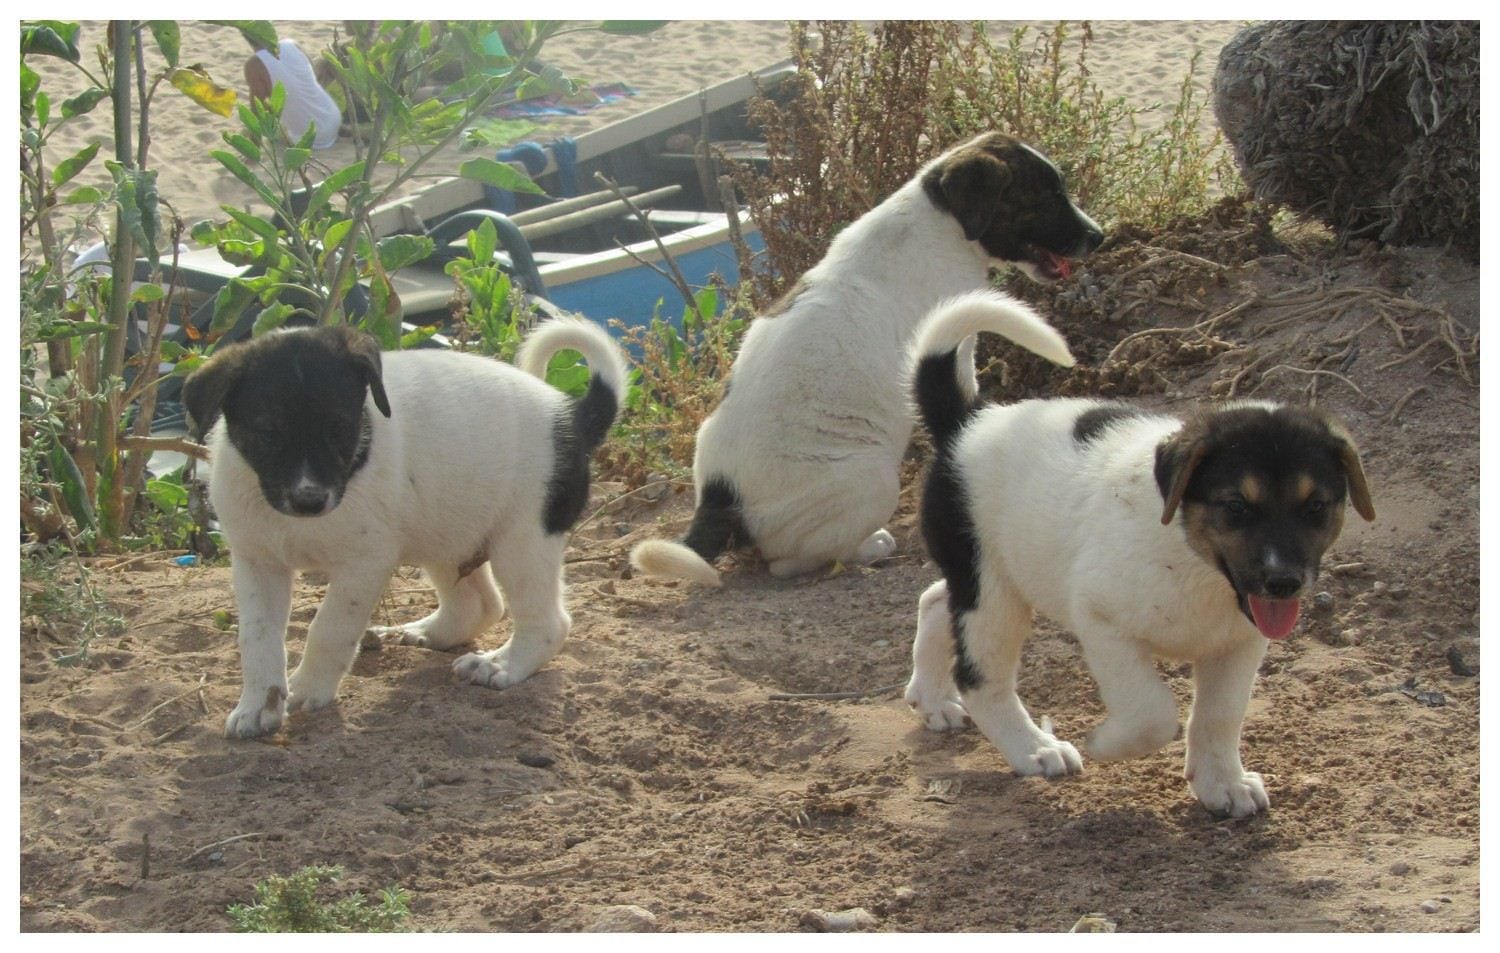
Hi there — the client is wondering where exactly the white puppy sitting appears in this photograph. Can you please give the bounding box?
[183,318,627,739]
[631,132,1102,584]
[904,291,1376,816]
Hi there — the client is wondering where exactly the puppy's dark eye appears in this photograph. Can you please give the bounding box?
[1219,498,1251,520]
[1304,498,1330,518]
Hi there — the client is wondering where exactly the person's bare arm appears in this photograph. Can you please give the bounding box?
[245,55,272,102]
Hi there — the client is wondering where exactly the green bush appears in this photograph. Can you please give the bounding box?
[227,865,411,933]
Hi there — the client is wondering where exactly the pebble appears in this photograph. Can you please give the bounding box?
[589,904,659,932]
[1420,900,1442,914]
[1389,861,1410,877]
[517,753,555,769]
[800,907,878,932]
[1313,591,1335,613]
[1069,913,1118,933]
[890,886,917,908]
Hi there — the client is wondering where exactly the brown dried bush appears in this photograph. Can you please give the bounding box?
[1214,21,1479,261]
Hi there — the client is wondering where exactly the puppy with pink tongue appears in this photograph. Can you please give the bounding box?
[903,295,1376,818]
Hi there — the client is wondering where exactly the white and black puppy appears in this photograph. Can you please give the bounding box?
[904,295,1376,817]
[183,318,627,739]
[630,132,1103,585]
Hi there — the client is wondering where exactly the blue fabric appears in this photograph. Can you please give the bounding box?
[550,136,579,198]
[486,141,550,212]
[485,136,580,210]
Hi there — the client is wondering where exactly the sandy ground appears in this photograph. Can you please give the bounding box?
[18,20,1481,934]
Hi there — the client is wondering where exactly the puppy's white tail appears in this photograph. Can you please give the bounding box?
[911,290,1074,451]
[913,289,1075,369]
[630,539,723,588]
[517,315,629,397]
[518,316,629,454]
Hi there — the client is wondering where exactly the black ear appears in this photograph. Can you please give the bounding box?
[1154,423,1209,526]
[339,327,391,418]
[930,152,1012,242]
[181,348,245,440]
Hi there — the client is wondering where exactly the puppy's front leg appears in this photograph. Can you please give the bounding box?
[904,580,969,730]
[225,559,294,739]
[1079,631,1181,761]
[1185,638,1270,817]
[287,569,391,714]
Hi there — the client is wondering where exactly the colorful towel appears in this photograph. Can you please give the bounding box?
[495,82,636,119]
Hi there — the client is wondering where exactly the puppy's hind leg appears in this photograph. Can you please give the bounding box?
[288,569,392,714]
[904,580,969,730]
[959,581,1082,777]
[372,563,504,650]
[1185,638,1270,818]
[454,530,570,690]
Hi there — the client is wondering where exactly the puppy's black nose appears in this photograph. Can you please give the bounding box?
[287,485,331,515]
[1081,224,1104,254]
[1264,574,1303,599]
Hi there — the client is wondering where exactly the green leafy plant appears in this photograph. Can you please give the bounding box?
[226,865,411,933]
[598,284,750,485]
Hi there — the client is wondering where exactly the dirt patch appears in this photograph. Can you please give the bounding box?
[20,222,1478,932]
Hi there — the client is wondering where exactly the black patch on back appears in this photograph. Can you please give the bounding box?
[920,455,984,691]
[682,476,749,561]
[542,373,620,535]
[1072,404,1142,445]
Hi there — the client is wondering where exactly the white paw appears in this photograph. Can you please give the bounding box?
[453,647,529,690]
[856,529,898,563]
[1086,713,1180,761]
[1011,734,1084,778]
[904,681,970,731]
[285,672,339,714]
[224,687,286,739]
[369,624,433,649]
[1190,768,1269,818]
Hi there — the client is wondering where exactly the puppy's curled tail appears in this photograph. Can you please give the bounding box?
[518,316,629,453]
[628,477,746,588]
[911,290,1074,450]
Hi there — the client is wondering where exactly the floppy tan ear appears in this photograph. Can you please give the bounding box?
[1155,433,1208,526]
[1326,420,1376,522]
[936,151,1012,242]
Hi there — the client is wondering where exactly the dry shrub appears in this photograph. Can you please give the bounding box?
[734,21,1235,306]
[1214,21,1479,261]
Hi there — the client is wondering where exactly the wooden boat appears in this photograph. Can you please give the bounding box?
[372,58,794,334]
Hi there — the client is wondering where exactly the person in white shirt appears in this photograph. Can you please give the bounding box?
[244,38,341,150]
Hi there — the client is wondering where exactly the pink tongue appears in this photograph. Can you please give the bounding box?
[1248,595,1301,640]
[1044,250,1072,280]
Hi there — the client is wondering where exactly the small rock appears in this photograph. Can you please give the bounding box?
[1070,913,1118,933]
[1420,900,1442,914]
[597,580,617,596]
[1372,581,1388,594]
[890,886,917,908]
[517,753,555,769]
[1446,646,1478,677]
[1389,861,1411,877]
[589,904,659,932]
[801,907,878,932]
[1313,591,1335,613]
